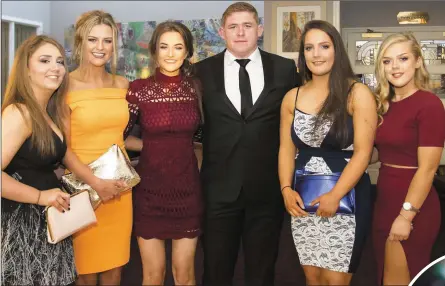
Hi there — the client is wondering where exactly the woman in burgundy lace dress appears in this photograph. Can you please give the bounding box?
[124,21,202,286]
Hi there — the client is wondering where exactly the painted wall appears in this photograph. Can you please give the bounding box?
[2,1,51,33]
[50,1,265,43]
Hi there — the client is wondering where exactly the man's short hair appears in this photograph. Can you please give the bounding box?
[221,2,259,26]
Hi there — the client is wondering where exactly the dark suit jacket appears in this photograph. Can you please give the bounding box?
[195,49,302,204]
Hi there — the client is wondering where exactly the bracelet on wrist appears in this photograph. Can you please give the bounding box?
[399,213,413,225]
[36,191,41,205]
[281,185,291,192]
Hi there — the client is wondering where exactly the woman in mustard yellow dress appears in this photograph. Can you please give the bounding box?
[66,11,132,285]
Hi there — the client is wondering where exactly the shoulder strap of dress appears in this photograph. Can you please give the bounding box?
[347,81,358,95]
[293,87,300,118]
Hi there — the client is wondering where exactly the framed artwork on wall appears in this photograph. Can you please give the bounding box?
[264,1,327,64]
[276,5,321,60]
[64,17,264,81]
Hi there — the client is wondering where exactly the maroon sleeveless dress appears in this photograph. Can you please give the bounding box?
[374,90,445,283]
[124,69,203,239]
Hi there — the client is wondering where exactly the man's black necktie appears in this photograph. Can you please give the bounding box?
[235,59,253,119]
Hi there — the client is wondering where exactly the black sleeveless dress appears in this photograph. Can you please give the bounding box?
[1,131,76,285]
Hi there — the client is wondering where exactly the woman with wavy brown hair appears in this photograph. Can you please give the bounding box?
[66,10,131,285]
[373,32,445,285]
[124,21,202,285]
[1,35,124,286]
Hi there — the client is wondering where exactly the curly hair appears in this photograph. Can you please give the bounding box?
[374,32,430,118]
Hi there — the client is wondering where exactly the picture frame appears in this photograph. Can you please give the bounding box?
[264,1,327,63]
[276,5,321,60]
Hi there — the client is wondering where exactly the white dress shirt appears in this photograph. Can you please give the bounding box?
[224,48,264,114]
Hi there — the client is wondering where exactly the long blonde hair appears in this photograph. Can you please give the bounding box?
[375,32,430,117]
[1,35,69,156]
[73,10,118,76]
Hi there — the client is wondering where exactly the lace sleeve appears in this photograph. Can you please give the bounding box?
[124,83,140,139]
[191,77,203,143]
[193,124,203,143]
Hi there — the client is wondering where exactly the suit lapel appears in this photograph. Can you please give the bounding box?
[212,51,241,118]
[245,49,274,119]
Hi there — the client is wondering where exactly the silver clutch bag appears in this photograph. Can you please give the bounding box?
[61,144,141,209]
[46,190,97,244]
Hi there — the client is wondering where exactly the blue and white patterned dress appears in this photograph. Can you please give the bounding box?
[290,88,373,273]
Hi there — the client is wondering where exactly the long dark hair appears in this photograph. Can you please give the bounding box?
[149,21,203,122]
[297,20,357,146]
[149,21,194,77]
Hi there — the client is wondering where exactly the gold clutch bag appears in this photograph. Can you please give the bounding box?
[61,144,141,209]
[46,190,97,244]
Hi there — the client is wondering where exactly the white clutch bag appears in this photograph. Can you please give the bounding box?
[46,190,97,244]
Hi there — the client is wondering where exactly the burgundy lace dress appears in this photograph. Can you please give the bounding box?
[124,70,203,239]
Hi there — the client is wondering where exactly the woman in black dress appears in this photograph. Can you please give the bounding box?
[1,35,125,285]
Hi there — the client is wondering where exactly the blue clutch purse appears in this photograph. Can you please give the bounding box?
[293,170,355,214]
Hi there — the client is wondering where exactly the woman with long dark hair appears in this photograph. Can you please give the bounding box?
[278,20,377,285]
[124,21,202,285]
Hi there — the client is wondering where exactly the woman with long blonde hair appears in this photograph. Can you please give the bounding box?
[1,35,124,286]
[66,10,132,285]
[373,32,445,285]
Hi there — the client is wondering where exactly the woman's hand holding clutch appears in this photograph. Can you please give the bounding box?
[39,188,71,212]
[311,192,341,218]
[91,179,128,202]
[282,187,308,217]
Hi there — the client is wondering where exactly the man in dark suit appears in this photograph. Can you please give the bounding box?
[195,2,302,285]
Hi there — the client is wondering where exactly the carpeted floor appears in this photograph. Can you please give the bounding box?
[121,181,445,286]
[121,212,378,286]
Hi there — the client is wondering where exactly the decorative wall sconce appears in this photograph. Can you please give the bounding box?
[362,29,383,38]
[397,11,429,25]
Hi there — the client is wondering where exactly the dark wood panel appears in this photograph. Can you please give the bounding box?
[15,23,36,50]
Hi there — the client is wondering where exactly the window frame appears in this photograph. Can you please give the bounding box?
[1,15,42,74]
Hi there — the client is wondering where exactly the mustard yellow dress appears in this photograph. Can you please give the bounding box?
[66,88,132,274]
